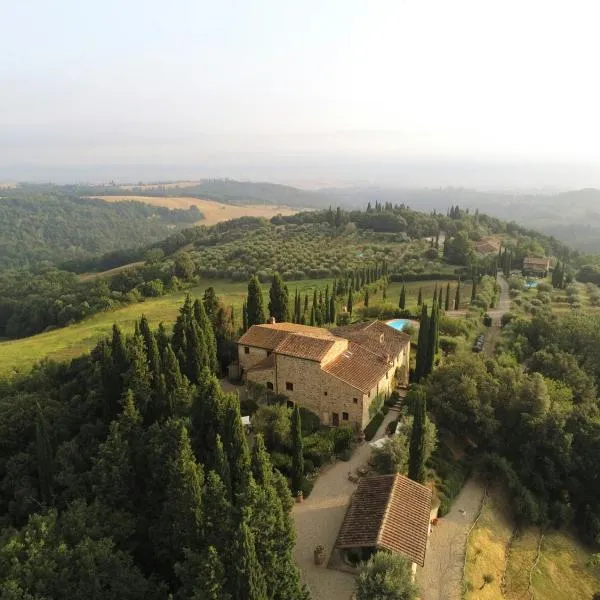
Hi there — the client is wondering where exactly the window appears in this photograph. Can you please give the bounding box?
[266,382,273,390]
[244,346,250,354]
[342,412,349,421]
[286,382,294,391]
[353,398,358,404]
[267,350,272,356]
[332,412,339,426]
[324,391,328,396]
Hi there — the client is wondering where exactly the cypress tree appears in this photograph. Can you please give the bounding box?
[417,287,423,306]
[329,294,336,324]
[324,285,330,323]
[347,288,353,314]
[408,389,427,483]
[471,278,477,302]
[194,298,218,374]
[251,433,272,487]
[213,434,232,499]
[139,315,161,383]
[231,513,268,600]
[203,286,220,324]
[268,272,289,323]
[111,324,129,384]
[414,304,429,382]
[247,276,266,327]
[291,405,304,496]
[156,321,170,354]
[432,284,438,305]
[124,333,152,418]
[35,401,53,505]
[309,305,315,326]
[176,545,229,600]
[382,285,387,301]
[445,283,451,311]
[242,300,248,333]
[454,280,461,310]
[303,293,309,314]
[312,289,318,312]
[223,395,251,502]
[364,288,370,308]
[399,285,406,310]
[161,344,189,419]
[186,322,208,385]
[203,470,233,552]
[191,369,225,464]
[425,300,438,376]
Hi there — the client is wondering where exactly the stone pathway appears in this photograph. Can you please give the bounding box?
[292,411,398,600]
[417,479,486,600]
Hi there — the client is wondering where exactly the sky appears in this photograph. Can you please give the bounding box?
[1,0,600,184]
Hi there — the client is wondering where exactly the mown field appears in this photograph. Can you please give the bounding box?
[0,278,467,377]
[90,195,298,226]
[464,488,600,600]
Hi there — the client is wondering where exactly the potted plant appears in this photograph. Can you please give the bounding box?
[314,545,326,565]
[357,430,366,443]
[296,490,303,503]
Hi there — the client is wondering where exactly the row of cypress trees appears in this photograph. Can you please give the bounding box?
[414,291,441,383]
[398,281,462,312]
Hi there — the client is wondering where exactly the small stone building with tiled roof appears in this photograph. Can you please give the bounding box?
[237,320,410,429]
[336,473,432,572]
[523,256,550,277]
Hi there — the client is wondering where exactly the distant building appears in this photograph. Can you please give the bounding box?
[335,473,433,574]
[474,238,500,255]
[523,256,550,277]
[237,320,410,429]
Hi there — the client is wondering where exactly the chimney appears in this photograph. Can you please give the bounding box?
[268,316,276,324]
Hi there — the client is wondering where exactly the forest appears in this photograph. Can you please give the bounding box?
[0,193,202,269]
[0,290,309,598]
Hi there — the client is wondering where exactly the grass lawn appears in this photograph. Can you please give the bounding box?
[464,488,600,600]
[0,278,332,377]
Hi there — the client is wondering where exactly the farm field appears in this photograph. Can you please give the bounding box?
[0,277,468,377]
[464,488,600,600]
[89,195,298,226]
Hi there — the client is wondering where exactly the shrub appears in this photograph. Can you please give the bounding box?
[439,316,468,337]
[299,406,320,436]
[356,551,418,600]
[270,451,292,475]
[332,425,355,454]
[537,282,552,293]
[252,404,291,451]
[303,459,315,475]
[439,336,459,354]
[364,411,385,441]
[300,478,314,499]
[483,313,492,327]
[338,448,352,461]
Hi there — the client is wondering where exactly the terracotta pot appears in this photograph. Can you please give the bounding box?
[314,547,326,565]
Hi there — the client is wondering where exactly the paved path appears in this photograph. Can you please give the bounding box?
[292,411,398,600]
[417,479,485,600]
[488,274,510,324]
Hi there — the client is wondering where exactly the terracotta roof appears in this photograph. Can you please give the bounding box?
[322,341,391,393]
[274,333,336,362]
[523,256,549,268]
[336,474,432,567]
[332,320,409,361]
[238,322,336,350]
[474,240,499,254]
[247,353,275,372]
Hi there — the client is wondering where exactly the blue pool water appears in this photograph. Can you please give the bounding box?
[386,319,411,331]
[524,281,538,289]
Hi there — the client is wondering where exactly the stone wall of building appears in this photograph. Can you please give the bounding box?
[238,345,269,373]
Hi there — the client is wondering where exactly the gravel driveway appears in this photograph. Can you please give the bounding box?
[292,411,397,600]
[417,478,485,600]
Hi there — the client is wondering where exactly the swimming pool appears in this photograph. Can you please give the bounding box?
[386,319,411,331]
[524,281,538,289]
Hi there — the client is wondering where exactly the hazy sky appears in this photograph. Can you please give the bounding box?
[2,0,599,180]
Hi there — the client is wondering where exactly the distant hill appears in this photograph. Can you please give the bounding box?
[0,194,202,269]
[12,180,332,210]
[320,186,600,252]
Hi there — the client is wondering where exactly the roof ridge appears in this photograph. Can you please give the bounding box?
[348,340,390,363]
[377,474,399,547]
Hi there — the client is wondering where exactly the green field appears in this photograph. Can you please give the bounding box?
[0,277,468,377]
[0,279,331,377]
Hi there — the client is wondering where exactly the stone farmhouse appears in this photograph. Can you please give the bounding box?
[523,256,550,277]
[237,320,410,429]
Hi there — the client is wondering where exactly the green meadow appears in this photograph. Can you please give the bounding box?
[0,277,468,377]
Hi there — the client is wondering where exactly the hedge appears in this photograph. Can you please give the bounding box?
[389,272,465,282]
[364,411,385,441]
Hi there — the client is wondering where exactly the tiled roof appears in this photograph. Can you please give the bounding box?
[332,320,409,361]
[323,342,391,393]
[274,333,336,362]
[336,474,432,567]
[523,256,549,268]
[474,240,499,254]
[238,322,336,350]
[247,353,275,371]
